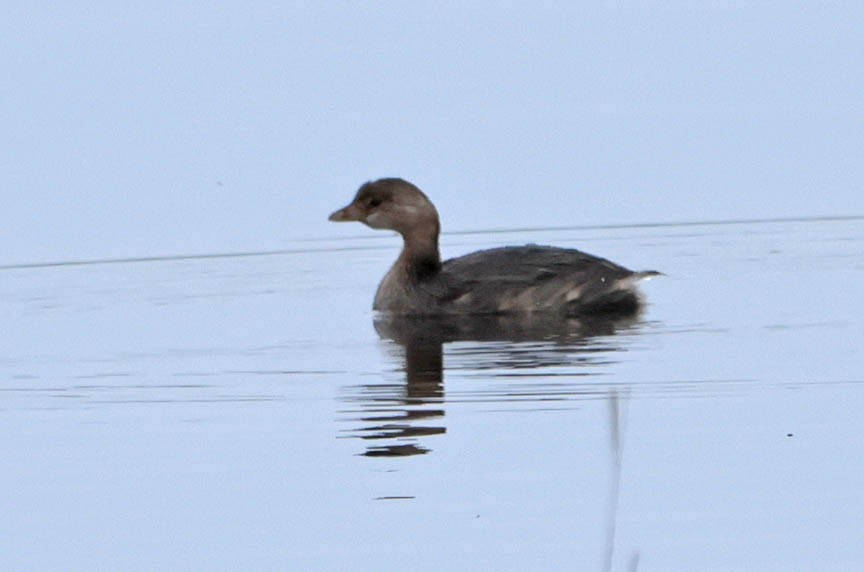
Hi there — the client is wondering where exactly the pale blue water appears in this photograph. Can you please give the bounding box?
[2,217,862,571]
[4,4,863,570]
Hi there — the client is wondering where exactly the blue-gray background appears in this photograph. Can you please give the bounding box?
[3,2,862,265]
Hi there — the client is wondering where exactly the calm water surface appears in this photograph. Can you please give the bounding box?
[2,217,863,571]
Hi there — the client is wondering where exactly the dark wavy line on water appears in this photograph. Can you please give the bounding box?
[434,213,864,238]
[2,213,861,271]
[0,245,384,270]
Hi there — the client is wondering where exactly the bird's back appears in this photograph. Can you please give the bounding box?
[421,245,652,316]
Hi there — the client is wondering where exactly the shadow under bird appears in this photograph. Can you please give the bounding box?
[329,178,658,317]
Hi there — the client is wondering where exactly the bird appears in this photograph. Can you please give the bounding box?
[329,178,658,317]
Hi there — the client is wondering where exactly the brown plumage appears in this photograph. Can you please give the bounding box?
[329,178,658,316]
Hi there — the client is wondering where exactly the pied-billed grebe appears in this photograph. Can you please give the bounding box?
[329,178,658,316]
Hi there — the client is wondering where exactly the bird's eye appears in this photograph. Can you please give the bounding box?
[368,197,383,208]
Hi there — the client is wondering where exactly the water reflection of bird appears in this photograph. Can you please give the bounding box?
[329,178,658,317]
[341,313,640,458]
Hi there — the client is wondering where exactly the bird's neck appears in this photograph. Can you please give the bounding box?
[399,222,441,281]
